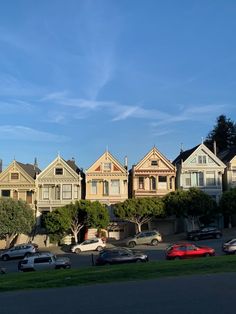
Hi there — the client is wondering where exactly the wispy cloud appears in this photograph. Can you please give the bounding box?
[0,125,69,142]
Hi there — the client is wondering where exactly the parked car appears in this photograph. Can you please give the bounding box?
[0,243,38,261]
[187,227,222,241]
[222,238,236,254]
[126,230,162,248]
[71,238,106,254]
[95,247,149,266]
[166,243,215,260]
[18,252,71,271]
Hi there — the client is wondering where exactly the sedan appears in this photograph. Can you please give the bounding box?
[222,238,236,254]
[166,243,215,260]
[95,247,149,266]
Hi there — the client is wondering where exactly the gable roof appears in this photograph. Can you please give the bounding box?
[173,145,200,165]
[217,146,236,163]
[16,161,41,179]
[66,159,81,174]
[86,150,127,173]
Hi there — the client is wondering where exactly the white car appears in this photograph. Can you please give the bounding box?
[18,252,71,271]
[71,238,106,254]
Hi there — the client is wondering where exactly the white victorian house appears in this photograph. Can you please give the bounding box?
[173,143,226,202]
[35,156,83,225]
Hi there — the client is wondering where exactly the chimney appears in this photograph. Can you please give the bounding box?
[0,159,2,172]
[124,156,128,170]
[34,157,38,169]
[213,141,217,155]
[180,143,184,154]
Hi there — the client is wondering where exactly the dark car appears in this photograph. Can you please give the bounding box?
[187,227,222,241]
[222,238,236,254]
[166,243,215,260]
[95,247,149,266]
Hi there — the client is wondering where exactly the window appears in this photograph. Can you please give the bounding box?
[206,172,216,186]
[91,180,98,194]
[62,184,72,199]
[198,155,207,164]
[158,176,167,189]
[138,177,144,189]
[55,168,63,175]
[74,185,78,199]
[11,173,19,180]
[185,173,191,186]
[55,185,60,200]
[26,191,32,204]
[1,190,10,197]
[103,162,111,171]
[43,186,49,199]
[192,172,203,186]
[151,160,158,166]
[103,181,109,195]
[110,180,120,195]
[150,177,156,190]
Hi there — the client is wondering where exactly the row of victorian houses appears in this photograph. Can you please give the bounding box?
[0,143,236,241]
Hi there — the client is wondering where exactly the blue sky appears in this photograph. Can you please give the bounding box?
[0,0,236,171]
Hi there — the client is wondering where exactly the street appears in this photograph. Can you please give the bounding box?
[0,235,231,273]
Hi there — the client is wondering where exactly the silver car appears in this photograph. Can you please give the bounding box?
[222,238,236,254]
[0,243,38,261]
[126,230,162,248]
[18,252,71,271]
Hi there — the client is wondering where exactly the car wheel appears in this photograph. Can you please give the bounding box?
[2,255,9,261]
[193,236,199,241]
[128,241,136,248]
[151,239,158,246]
[96,246,103,251]
[75,248,81,254]
[215,234,221,239]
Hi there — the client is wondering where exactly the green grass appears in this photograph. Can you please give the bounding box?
[1,255,236,292]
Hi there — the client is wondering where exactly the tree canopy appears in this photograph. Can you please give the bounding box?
[204,115,236,152]
[44,200,110,243]
[114,197,165,232]
[163,188,217,225]
[219,188,236,228]
[0,198,35,248]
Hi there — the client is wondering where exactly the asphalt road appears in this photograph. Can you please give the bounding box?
[0,273,236,314]
[0,236,231,273]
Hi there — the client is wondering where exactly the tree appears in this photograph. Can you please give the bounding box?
[163,188,217,228]
[0,198,35,248]
[205,115,236,152]
[219,188,236,228]
[114,197,165,232]
[44,200,110,243]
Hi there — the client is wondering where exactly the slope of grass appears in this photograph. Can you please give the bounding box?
[1,255,236,292]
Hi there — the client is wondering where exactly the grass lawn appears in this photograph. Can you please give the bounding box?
[0,255,236,292]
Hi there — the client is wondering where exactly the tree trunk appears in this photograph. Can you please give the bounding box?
[136,223,142,233]
[5,233,17,249]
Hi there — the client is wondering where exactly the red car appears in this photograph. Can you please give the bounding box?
[166,243,215,260]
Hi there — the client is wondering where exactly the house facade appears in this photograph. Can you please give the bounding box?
[173,143,226,202]
[0,160,40,211]
[131,147,176,198]
[85,151,128,205]
[217,146,236,191]
[35,156,83,224]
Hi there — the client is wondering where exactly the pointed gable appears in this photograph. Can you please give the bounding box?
[37,156,81,181]
[86,151,127,175]
[0,160,40,184]
[174,143,226,169]
[134,147,175,173]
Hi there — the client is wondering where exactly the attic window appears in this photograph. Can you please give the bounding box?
[55,168,63,175]
[198,156,207,164]
[103,162,111,171]
[151,160,158,166]
[11,173,19,180]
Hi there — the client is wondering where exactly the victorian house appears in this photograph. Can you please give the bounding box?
[35,155,83,225]
[130,147,176,198]
[217,146,236,191]
[0,159,40,211]
[173,143,226,203]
